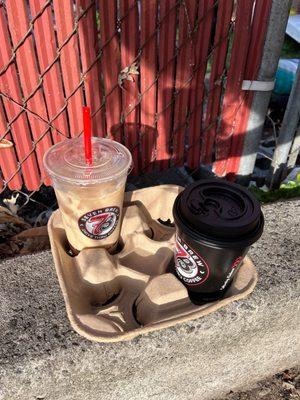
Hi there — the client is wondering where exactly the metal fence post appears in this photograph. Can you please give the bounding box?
[287,124,300,169]
[268,61,300,188]
[237,0,292,184]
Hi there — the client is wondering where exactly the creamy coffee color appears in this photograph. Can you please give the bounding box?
[44,137,132,251]
[55,180,126,250]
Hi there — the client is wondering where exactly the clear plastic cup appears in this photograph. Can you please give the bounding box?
[44,137,132,251]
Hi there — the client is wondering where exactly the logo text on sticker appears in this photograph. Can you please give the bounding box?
[78,206,120,240]
[174,235,209,285]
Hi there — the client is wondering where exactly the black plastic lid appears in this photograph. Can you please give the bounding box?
[173,179,264,247]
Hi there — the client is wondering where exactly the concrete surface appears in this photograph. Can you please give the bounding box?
[222,367,300,399]
[0,199,299,400]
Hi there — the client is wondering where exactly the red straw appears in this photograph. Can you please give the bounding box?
[83,106,92,165]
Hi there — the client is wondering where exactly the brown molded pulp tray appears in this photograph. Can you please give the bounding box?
[48,185,258,343]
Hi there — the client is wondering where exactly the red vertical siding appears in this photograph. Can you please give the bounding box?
[140,0,158,172]
[6,0,53,181]
[98,0,122,142]
[120,0,140,174]
[0,101,22,189]
[200,0,234,165]
[156,0,177,170]
[172,0,198,166]
[225,0,272,178]
[53,0,83,137]
[187,0,214,169]
[29,0,69,142]
[77,0,106,137]
[0,4,41,190]
[0,1,273,191]
[213,0,254,177]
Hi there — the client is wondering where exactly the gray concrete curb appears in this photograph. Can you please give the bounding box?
[0,199,299,400]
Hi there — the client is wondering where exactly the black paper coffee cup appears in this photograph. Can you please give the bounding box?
[172,179,264,304]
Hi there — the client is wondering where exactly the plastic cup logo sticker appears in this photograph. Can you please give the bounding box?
[174,235,209,285]
[78,206,120,240]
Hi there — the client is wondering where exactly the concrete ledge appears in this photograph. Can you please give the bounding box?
[0,199,299,400]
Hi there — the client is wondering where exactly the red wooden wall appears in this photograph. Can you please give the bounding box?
[0,0,272,192]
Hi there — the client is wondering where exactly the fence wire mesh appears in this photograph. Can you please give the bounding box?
[0,0,273,204]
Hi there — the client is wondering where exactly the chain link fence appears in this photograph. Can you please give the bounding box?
[1,0,295,218]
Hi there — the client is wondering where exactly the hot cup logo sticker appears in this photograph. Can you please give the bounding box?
[78,206,120,240]
[174,235,209,285]
[220,256,243,291]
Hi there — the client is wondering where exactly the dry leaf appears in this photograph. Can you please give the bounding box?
[0,205,50,257]
[3,193,20,215]
[282,382,295,391]
[10,226,50,255]
[118,62,139,89]
[0,241,20,256]
[0,205,30,239]
[283,370,293,381]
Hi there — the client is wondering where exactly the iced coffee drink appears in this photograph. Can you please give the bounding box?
[44,137,132,251]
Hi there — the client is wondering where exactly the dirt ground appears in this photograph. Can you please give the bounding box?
[220,368,300,400]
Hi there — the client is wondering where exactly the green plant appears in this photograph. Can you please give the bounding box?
[281,35,300,59]
[250,174,300,203]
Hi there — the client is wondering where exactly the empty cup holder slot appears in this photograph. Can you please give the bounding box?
[134,273,198,326]
[108,238,125,255]
[118,238,174,276]
[157,218,175,228]
[90,291,121,310]
[88,289,141,332]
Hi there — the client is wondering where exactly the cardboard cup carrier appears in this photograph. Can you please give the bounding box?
[48,181,259,342]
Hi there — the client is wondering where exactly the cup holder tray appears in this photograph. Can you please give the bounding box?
[48,185,258,342]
